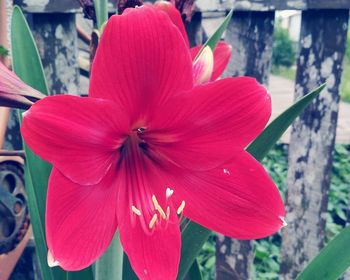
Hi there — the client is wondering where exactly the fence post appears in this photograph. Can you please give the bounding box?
[30,13,80,95]
[216,10,275,280]
[280,9,349,279]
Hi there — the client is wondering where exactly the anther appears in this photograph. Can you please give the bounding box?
[149,214,158,229]
[166,187,174,199]
[152,195,166,219]
[152,195,159,208]
[177,200,186,215]
[131,205,141,216]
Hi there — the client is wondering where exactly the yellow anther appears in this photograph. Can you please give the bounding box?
[131,205,141,216]
[166,206,170,220]
[152,195,159,208]
[177,200,186,215]
[149,214,158,229]
[157,206,166,219]
[152,194,166,219]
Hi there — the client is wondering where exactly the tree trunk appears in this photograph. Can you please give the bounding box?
[280,9,349,279]
[216,10,275,280]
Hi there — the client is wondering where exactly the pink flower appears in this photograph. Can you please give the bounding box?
[21,5,285,280]
[154,0,232,84]
[0,62,45,109]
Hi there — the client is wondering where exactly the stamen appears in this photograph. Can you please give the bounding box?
[166,187,174,198]
[152,194,159,208]
[157,206,166,219]
[131,205,141,216]
[166,206,170,220]
[177,200,186,215]
[149,214,158,229]
[152,194,166,219]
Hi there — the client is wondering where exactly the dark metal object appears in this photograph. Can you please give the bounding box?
[0,161,29,254]
[280,9,349,279]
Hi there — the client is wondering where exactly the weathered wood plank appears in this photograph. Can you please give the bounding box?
[13,0,116,13]
[280,9,349,279]
[30,13,80,95]
[216,10,275,280]
[195,0,350,12]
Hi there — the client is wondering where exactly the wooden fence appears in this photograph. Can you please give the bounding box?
[5,0,350,279]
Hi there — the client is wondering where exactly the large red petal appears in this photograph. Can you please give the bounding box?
[146,77,271,171]
[116,140,181,280]
[169,151,285,239]
[118,205,180,280]
[89,5,193,123]
[190,41,232,81]
[154,1,189,47]
[46,168,118,270]
[21,95,127,185]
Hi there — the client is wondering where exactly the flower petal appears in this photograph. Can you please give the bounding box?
[21,95,128,185]
[154,1,189,47]
[89,5,193,123]
[46,168,118,270]
[169,151,285,239]
[116,143,181,280]
[146,77,271,171]
[190,41,232,81]
[118,206,181,280]
[193,46,214,85]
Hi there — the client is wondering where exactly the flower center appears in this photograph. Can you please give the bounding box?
[130,188,185,234]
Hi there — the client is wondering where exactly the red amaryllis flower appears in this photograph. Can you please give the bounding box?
[154,1,232,84]
[21,5,285,280]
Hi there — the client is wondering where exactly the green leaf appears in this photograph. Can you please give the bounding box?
[94,232,124,280]
[247,83,326,161]
[178,84,325,279]
[11,6,93,280]
[178,223,211,279]
[297,225,350,280]
[185,260,203,280]
[93,0,108,30]
[194,9,233,60]
[66,267,94,280]
[122,254,138,280]
[11,6,49,95]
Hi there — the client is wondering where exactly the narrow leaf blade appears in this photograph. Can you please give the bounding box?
[94,233,124,280]
[195,9,233,60]
[178,84,325,279]
[93,0,108,30]
[297,225,350,280]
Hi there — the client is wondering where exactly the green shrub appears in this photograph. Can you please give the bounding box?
[272,26,296,68]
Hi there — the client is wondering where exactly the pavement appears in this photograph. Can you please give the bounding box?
[269,75,350,144]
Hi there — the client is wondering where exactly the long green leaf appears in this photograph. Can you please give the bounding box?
[11,6,93,280]
[178,84,326,279]
[122,254,138,280]
[297,225,350,280]
[95,233,124,280]
[93,0,108,30]
[11,6,60,280]
[185,260,203,280]
[195,9,233,60]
